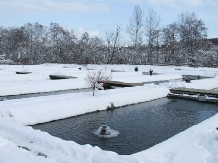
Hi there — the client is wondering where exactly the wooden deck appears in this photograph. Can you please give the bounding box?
[182,75,212,80]
[98,80,143,89]
[169,87,218,98]
[168,93,218,103]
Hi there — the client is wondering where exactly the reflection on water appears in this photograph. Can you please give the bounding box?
[32,98,218,155]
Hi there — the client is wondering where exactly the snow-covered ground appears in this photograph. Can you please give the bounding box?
[0,64,183,96]
[0,64,218,163]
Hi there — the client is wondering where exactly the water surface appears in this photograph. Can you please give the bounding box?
[32,98,218,155]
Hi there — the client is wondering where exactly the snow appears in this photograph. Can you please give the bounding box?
[0,135,55,163]
[0,85,168,125]
[113,73,182,83]
[0,78,88,96]
[0,65,182,96]
[0,117,127,163]
[0,64,218,163]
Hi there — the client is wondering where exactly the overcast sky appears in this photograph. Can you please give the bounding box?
[0,0,217,40]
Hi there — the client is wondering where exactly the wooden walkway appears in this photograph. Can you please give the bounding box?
[98,80,143,89]
[169,87,218,98]
[168,93,218,103]
[182,75,211,80]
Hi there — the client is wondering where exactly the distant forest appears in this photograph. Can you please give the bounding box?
[208,38,218,46]
[0,6,218,67]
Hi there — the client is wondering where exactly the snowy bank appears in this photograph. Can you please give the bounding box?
[0,111,218,163]
[0,85,168,125]
[0,117,132,163]
[133,113,218,163]
[0,78,88,96]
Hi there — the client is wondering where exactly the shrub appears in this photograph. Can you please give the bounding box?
[85,68,112,96]
[107,102,115,110]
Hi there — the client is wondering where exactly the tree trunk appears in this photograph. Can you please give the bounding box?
[93,85,95,96]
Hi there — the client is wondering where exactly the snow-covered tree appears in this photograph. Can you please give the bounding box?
[161,23,179,63]
[176,12,208,64]
[85,69,112,96]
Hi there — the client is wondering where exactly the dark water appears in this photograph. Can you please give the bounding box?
[0,88,91,101]
[32,98,218,155]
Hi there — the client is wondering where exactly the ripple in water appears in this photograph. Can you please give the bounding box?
[94,125,119,138]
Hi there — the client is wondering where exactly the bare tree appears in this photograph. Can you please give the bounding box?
[127,5,144,47]
[47,23,70,63]
[127,5,144,64]
[85,69,112,96]
[144,9,161,63]
[0,15,215,67]
[77,32,90,64]
[105,25,123,64]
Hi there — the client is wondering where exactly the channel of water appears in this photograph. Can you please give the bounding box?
[0,88,91,101]
[32,98,218,155]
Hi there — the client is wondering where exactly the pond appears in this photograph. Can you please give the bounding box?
[32,98,218,155]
